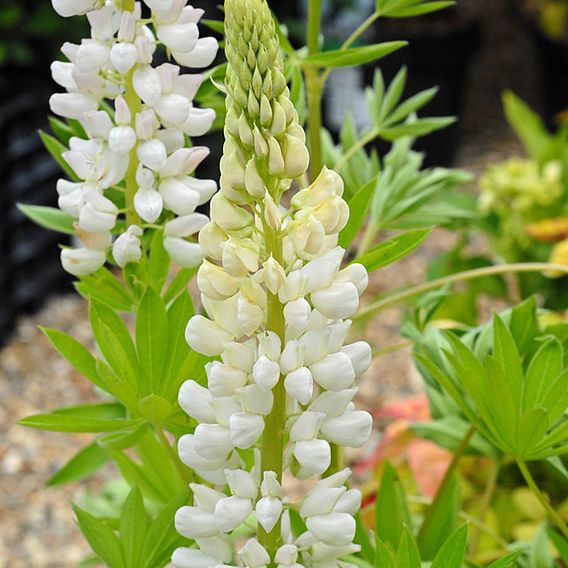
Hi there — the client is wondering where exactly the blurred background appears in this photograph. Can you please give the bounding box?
[0,0,566,565]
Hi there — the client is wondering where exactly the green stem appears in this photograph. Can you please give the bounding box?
[258,225,286,559]
[469,458,501,557]
[122,0,141,227]
[305,0,323,180]
[417,425,475,543]
[334,127,380,174]
[517,460,568,539]
[154,424,191,485]
[357,220,379,257]
[355,263,568,321]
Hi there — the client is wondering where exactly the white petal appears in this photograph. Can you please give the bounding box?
[306,513,355,547]
[280,340,303,374]
[294,439,331,477]
[155,93,191,125]
[256,496,282,534]
[157,22,199,53]
[52,0,98,17]
[310,352,355,391]
[164,237,204,268]
[284,298,311,339]
[160,178,200,215]
[229,413,265,449]
[182,107,216,136]
[290,411,324,442]
[173,37,219,68]
[185,315,232,356]
[215,496,252,532]
[252,355,280,390]
[133,65,162,106]
[175,506,218,539]
[311,282,359,320]
[172,547,219,568]
[108,125,137,155]
[112,225,142,267]
[165,212,209,237]
[134,186,163,223]
[336,263,368,295]
[284,367,313,406]
[333,489,362,516]
[60,247,105,276]
[225,469,258,499]
[342,342,372,377]
[49,93,97,119]
[239,538,270,568]
[300,487,345,518]
[76,41,109,73]
[208,361,247,397]
[193,424,233,461]
[110,42,139,74]
[137,139,168,171]
[237,384,274,416]
[309,389,356,418]
[320,411,372,448]
[178,380,216,423]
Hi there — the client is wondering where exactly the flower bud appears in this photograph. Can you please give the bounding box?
[283,134,309,179]
[108,125,137,155]
[61,247,106,276]
[185,315,233,356]
[261,471,282,497]
[199,222,227,260]
[175,506,218,540]
[133,65,162,106]
[112,225,143,267]
[222,237,259,277]
[284,367,313,405]
[263,256,287,295]
[306,512,355,546]
[229,412,265,449]
[134,185,163,223]
[78,191,118,233]
[245,158,266,197]
[197,260,240,301]
[311,282,359,320]
[268,137,284,175]
[310,352,355,391]
[210,193,252,230]
[256,496,282,533]
[74,225,111,251]
[275,545,298,567]
[215,496,252,532]
[320,410,372,448]
[252,355,280,390]
[179,380,216,424]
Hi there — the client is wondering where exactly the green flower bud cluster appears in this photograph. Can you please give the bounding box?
[221,0,310,203]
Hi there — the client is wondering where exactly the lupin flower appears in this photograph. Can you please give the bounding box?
[49,0,219,276]
[174,0,373,566]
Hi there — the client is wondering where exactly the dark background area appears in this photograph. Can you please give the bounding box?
[0,0,560,346]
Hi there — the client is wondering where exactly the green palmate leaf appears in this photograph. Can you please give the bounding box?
[376,462,412,550]
[41,327,102,388]
[17,204,75,235]
[492,315,523,408]
[339,177,377,249]
[147,230,170,294]
[39,130,77,180]
[380,67,407,123]
[20,403,137,433]
[430,524,468,568]
[140,490,191,568]
[385,87,438,126]
[303,41,407,68]
[137,394,172,423]
[396,528,421,568]
[48,116,75,145]
[96,360,139,411]
[163,290,196,401]
[47,442,109,487]
[374,538,397,568]
[163,267,197,305]
[354,227,432,272]
[417,473,460,560]
[119,487,147,567]
[74,506,125,568]
[380,117,455,141]
[89,300,141,388]
[78,268,135,312]
[135,286,169,395]
[98,422,149,451]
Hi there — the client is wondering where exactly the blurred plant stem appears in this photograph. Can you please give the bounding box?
[355,263,568,321]
[469,458,501,557]
[154,424,191,485]
[417,425,475,542]
[517,460,568,539]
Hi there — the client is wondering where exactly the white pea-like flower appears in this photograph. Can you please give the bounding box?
[49,0,218,276]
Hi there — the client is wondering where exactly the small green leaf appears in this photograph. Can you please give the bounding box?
[338,177,378,249]
[119,487,147,567]
[136,286,169,395]
[41,327,102,388]
[383,1,455,17]
[354,227,431,272]
[374,537,397,568]
[47,442,109,487]
[431,524,468,568]
[137,394,172,423]
[163,268,197,305]
[303,41,407,68]
[79,269,134,312]
[90,300,141,388]
[39,130,78,180]
[147,230,170,293]
[202,19,224,33]
[380,117,455,141]
[20,411,137,433]
[381,67,407,122]
[74,506,125,568]
[546,527,568,561]
[17,204,75,235]
[98,422,149,451]
[376,462,412,550]
[396,527,421,568]
[487,550,524,567]
[354,512,375,563]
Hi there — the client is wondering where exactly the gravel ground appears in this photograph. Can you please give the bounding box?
[0,0,541,564]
